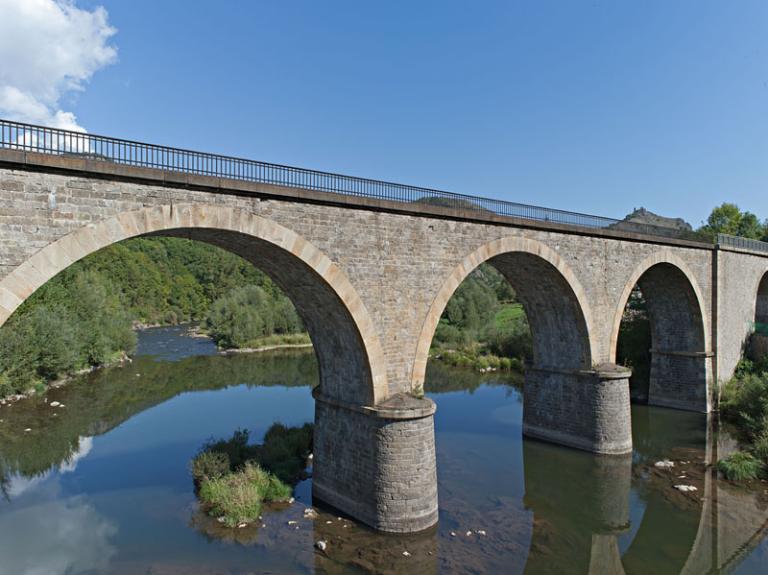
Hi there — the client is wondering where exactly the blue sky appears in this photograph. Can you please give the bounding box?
[3,1,767,226]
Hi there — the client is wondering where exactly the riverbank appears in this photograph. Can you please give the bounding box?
[0,324,311,403]
[0,351,131,406]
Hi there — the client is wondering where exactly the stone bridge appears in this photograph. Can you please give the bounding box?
[0,123,767,533]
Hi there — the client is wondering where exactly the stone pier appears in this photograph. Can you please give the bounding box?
[312,390,438,533]
[523,364,633,455]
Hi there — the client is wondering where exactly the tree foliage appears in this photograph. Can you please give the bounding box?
[205,286,302,349]
[432,264,532,364]
[697,203,768,242]
[0,238,303,396]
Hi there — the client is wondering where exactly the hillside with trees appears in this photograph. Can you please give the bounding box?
[0,238,303,398]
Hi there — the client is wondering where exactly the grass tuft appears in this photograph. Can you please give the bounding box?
[717,451,764,481]
[198,462,291,527]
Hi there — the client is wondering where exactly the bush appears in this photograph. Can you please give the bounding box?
[754,432,768,462]
[475,356,490,370]
[433,321,467,347]
[190,450,231,484]
[720,372,768,441]
[718,452,764,481]
[485,319,532,362]
[205,286,303,350]
[198,462,291,527]
[198,423,313,485]
[0,373,12,397]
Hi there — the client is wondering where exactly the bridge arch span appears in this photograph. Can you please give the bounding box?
[411,236,597,392]
[611,251,711,411]
[0,203,388,405]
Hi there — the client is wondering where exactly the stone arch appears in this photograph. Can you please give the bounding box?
[411,236,596,391]
[610,251,710,411]
[0,204,387,405]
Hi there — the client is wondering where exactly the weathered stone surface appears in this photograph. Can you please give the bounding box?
[523,365,633,455]
[312,389,438,533]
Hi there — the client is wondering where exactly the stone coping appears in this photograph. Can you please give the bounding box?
[526,363,632,380]
[312,388,436,420]
[0,148,716,251]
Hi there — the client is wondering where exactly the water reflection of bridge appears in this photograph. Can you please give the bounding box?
[2,354,765,573]
[522,406,768,575]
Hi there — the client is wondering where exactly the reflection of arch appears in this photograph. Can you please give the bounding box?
[412,237,595,390]
[611,252,711,412]
[0,204,386,405]
[621,406,709,575]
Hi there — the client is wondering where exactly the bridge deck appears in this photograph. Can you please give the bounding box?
[0,118,720,250]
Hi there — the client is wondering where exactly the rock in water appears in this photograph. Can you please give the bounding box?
[674,484,698,492]
[654,460,675,469]
[315,540,327,552]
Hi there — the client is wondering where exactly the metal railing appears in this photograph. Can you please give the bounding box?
[717,234,768,254]
[0,118,702,239]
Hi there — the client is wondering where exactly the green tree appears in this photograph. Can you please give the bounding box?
[698,203,766,241]
[205,285,302,349]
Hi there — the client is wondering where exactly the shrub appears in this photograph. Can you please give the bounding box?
[205,286,303,350]
[433,322,468,347]
[198,462,291,527]
[190,450,231,483]
[717,451,764,481]
[720,373,768,441]
[754,432,768,463]
[199,423,313,485]
[0,373,14,397]
[485,319,532,362]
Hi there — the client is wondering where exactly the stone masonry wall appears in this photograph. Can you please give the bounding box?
[716,249,768,384]
[523,367,632,454]
[312,392,438,532]
[0,163,732,404]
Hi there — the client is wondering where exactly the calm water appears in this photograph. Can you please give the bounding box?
[0,326,766,574]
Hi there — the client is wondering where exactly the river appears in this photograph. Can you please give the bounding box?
[0,326,765,574]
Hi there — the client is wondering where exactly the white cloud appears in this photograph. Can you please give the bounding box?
[0,0,117,132]
[59,436,93,473]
